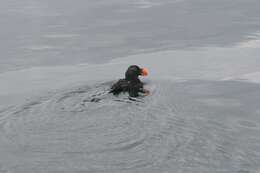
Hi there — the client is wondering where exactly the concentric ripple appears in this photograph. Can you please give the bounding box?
[0,80,260,173]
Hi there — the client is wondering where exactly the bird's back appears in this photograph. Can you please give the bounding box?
[110,78,144,97]
[110,79,129,95]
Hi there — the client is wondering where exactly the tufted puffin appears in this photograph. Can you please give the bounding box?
[110,65,149,97]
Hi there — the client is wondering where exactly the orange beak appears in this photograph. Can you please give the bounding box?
[141,68,148,76]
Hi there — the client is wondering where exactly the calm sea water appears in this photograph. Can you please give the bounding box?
[1,0,260,72]
[1,0,260,173]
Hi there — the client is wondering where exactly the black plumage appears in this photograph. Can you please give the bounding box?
[110,65,146,97]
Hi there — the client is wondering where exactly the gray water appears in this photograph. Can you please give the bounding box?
[1,0,260,72]
[1,80,260,173]
[1,0,260,173]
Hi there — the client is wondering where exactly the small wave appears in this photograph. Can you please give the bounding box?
[26,45,56,51]
[1,80,260,172]
[43,34,80,39]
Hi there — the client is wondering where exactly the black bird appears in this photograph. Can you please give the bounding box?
[110,65,149,97]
